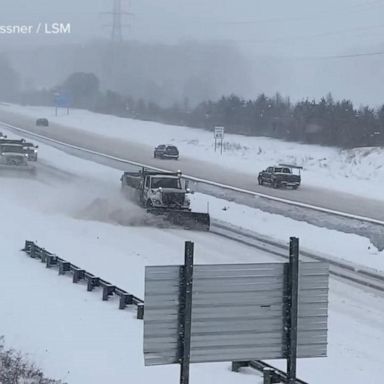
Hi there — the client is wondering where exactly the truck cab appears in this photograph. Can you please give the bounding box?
[0,143,29,167]
[120,168,210,230]
[141,173,189,209]
[121,169,190,210]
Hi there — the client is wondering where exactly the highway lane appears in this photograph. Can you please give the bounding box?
[1,107,383,222]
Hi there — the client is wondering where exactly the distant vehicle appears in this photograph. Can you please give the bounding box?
[0,132,7,139]
[153,144,179,160]
[258,164,303,189]
[36,118,49,127]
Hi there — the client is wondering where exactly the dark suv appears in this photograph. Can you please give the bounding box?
[36,118,49,127]
[154,144,179,160]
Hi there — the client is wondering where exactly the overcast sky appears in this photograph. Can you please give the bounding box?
[1,0,384,104]
[1,0,383,54]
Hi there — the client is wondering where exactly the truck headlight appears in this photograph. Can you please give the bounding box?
[153,199,162,205]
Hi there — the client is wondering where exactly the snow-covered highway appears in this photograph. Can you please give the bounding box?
[1,105,384,223]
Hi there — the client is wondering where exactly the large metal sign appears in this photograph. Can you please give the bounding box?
[144,260,329,367]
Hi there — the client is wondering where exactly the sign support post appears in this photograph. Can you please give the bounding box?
[286,237,299,384]
[179,241,194,384]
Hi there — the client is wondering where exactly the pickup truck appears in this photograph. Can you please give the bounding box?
[258,164,302,189]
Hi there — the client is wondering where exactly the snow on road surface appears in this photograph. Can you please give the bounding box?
[0,135,383,383]
[2,103,384,202]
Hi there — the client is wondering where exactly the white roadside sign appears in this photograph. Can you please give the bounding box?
[214,126,224,140]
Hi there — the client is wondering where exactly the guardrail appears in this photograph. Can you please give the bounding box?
[22,240,315,384]
[22,240,144,319]
[2,120,384,227]
[211,220,384,292]
[232,361,309,384]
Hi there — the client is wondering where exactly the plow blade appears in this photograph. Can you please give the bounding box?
[149,209,210,231]
[165,211,210,231]
[0,164,36,174]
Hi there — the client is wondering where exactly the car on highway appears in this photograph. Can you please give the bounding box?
[258,164,302,189]
[36,118,49,127]
[153,144,179,160]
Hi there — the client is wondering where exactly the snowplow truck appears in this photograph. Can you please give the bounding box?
[120,169,210,231]
[0,143,35,173]
[0,139,38,161]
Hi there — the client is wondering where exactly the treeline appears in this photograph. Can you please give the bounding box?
[19,72,384,148]
[0,337,65,384]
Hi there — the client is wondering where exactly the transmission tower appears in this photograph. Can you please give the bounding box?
[106,0,131,42]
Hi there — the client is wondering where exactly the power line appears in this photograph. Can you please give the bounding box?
[209,1,384,26]
[233,23,384,46]
[308,50,384,60]
[269,50,384,62]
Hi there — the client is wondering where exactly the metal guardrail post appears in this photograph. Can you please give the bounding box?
[263,368,273,384]
[23,241,34,256]
[41,249,49,264]
[102,285,116,301]
[137,303,144,320]
[179,241,194,384]
[46,253,55,268]
[31,242,36,258]
[286,237,299,384]
[87,277,99,292]
[119,293,133,310]
[231,361,249,372]
[58,261,71,275]
[73,269,85,283]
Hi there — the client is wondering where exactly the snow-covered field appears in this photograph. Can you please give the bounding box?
[0,131,383,383]
[2,103,384,201]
